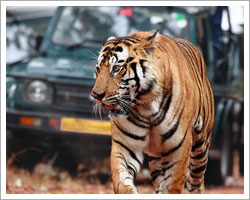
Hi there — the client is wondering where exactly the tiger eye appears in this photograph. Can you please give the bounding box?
[113,65,120,72]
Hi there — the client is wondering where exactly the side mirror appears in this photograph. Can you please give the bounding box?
[35,35,43,52]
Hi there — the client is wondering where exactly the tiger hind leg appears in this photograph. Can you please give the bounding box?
[187,130,211,193]
[148,151,190,194]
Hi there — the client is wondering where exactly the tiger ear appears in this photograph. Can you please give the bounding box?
[144,29,160,54]
[106,36,116,42]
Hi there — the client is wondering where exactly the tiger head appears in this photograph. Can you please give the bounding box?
[91,30,160,117]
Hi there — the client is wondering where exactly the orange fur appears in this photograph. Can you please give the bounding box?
[91,31,214,194]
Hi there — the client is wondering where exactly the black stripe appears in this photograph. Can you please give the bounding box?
[162,161,178,172]
[177,41,203,109]
[161,110,183,143]
[113,41,121,45]
[151,89,168,117]
[115,46,123,52]
[152,94,172,126]
[191,144,209,160]
[145,30,158,41]
[191,138,205,152]
[115,155,130,170]
[192,164,207,174]
[139,59,147,78]
[151,169,162,182]
[116,153,137,178]
[126,57,134,63]
[195,128,202,134]
[160,174,172,184]
[125,38,138,44]
[127,116,150,129]
[113,53,118,61]
[188,188,197,193]
[114,121,146,141]
[135,79,156,100]
[122,154,137,176]
[113,139,142,166]
[129,109,149,124]
[200,157,208,164]
[117,59,125,63]
[187,180,201,191]
[102,47,111,52]
[187,180,201,188]
[130,62,140,92]
[190,173,201,179]
[148,155,161,162]
[127,163,137,178]
[161,129,187,157]
[161,161,170,165]
[128,161,137,173]
[121,78,133,85]
[123,41,132,47]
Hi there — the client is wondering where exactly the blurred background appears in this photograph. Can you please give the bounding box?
[6,6,244,194]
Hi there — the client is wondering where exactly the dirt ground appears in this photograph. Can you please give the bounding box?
[6,160,244,194]
[6,136,244,194]
[6,166,244,194]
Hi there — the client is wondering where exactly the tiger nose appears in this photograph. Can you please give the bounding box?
[91,91,105,101]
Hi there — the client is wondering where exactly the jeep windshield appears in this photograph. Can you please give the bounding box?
[51,6,189,48]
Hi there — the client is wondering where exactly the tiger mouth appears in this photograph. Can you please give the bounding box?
[102,103,129,116]
[102,103,120,111]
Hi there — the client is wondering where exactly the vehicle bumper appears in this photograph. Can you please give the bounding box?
[6,109,111,137]
[7,109,220,159]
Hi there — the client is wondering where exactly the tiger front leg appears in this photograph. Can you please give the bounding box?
[147,155,164,193]
[110,138,144,194]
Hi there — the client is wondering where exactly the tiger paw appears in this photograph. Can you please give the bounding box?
[116,183,138,194]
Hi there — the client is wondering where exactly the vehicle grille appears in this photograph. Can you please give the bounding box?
[54,83,94,112]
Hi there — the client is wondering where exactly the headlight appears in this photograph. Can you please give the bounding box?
[25,80,51,103]
[7,77,17,98]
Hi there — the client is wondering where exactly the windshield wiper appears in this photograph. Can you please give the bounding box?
[66,39,103,50]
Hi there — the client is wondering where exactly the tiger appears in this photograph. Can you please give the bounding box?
[91,30,214,194]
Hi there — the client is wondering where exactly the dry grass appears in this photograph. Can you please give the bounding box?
[6,149,244,194]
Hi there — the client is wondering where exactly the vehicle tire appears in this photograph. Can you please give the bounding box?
[205,158,224,185]
[205,119,233,185]
[220,119,233,180]
[220,99,234,180]
[6,129,14,158]
[205,98,234,185]
[239,143,244,176]
[238,102,244,176]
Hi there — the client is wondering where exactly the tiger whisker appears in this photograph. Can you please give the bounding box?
[119,103,130,114]
[122,95,143,106]
[86,48,98,59]
[119,99,134,114]
[87,60,97,65]
[98,104,102,120]
[93,102,99,118]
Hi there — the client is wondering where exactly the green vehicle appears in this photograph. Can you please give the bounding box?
[7,6,178,136]
[6,6,244,183]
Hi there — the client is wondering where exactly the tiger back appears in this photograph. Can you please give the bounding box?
[91,30,214,194]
